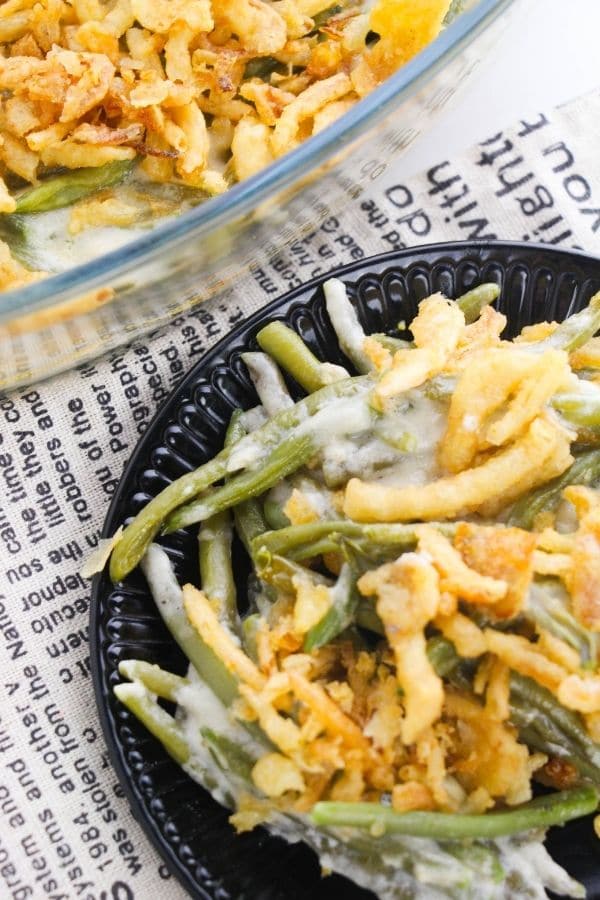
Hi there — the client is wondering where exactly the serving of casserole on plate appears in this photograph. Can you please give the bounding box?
[92,242,600,900]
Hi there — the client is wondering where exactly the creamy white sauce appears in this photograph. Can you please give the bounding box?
[239,406,269,433]
[8,172,207,274]
[265,474,336,523]
[514,840,584,898]
[554,499,578,533]
[294,476,336,518]
[230,388,445,491]
[318,361,350,384]
[177,668,264,760]
[323,436,400,487]
[571,377,600,398]
[226,434,264,472]
[140,544,201,647]
[367,393,447,488]
[266,478,292,509]
[323,277,371,372]
[228,390,374,475]
[10,206,150,272]
[242,352,294,415]
[297,393,373,443]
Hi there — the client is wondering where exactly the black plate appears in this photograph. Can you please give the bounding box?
[91,241,600,900]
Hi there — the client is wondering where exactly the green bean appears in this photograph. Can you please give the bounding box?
[241,351,293,415]
[355,599,384,635]
[369,333,412,353]
[257,321,346,392]
[456,283,500,324]
[291,535,406,564]
[509,673,600,780]
[165,432,315,532]
[357,618,469,675]
[426,635,474,692]
[252,521,453,562]
[224,411,268,556]
[285,536,346,560]
[141,545,273,749]
[253,521,416,558]
[304,563,357,651]
[507,449,600,528]
[312,4,343,27]
[236,500,269,558]
[109,375,369,581]
[118,659,187,701]
[200,728,255,781]
[0,216,42,271]
[426,635,462,677]
[13,160,135,214]
[343,830,509,896]
[311,787,598,837]
[243,56,284,80]
[512,708,600,787]
[527,579,597,668]
[512,719,555,757]
[376,426,418,453]
[241,613,261,663]
[255,534,342,562]
[425,374,457,401]
[114,682,190,765]
[110,452,229,582]
[444,843,505,886]
[538,291,600,353]
[427,634,600,782]
[444,0,466,24]
[552,391,600,429]
[323,278,372,373]
[140,543,238,707]
[510,684,600,786]
[514,707,600,786]
[199,510,239,633]
[425,635,600,784]
[263,497,290,530]
[257,553,331,596]
[223,408,245,447]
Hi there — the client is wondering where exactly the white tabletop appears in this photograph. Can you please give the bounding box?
[400,0,600,177]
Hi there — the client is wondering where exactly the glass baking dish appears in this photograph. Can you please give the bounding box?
[0,0,520,390]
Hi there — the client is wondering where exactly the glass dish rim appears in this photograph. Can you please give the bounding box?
[0,0,514,322]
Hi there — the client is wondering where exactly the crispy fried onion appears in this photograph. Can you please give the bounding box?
[344,416,573,523]
[358,553,443,744]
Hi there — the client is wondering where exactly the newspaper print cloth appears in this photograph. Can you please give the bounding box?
[1,88,600,900]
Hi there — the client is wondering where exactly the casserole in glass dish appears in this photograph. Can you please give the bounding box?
[0,0,520,389]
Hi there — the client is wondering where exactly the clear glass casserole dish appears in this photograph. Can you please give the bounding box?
[0,0,520,390]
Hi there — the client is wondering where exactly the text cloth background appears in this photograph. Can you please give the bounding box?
[1,90,600,899]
